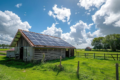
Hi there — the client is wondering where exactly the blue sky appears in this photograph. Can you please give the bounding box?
[0,0,96,33]
[0,0,120,48]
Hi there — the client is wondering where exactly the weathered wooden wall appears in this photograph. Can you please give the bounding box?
[14,36,31,60]
[16,36,30,47]
[34,48,65,61]
[7,51,15,57]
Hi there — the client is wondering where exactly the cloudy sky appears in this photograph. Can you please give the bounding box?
[0,0,120,48]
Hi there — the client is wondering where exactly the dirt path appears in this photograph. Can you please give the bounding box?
[0,51,6,53]
[0,55,6,56]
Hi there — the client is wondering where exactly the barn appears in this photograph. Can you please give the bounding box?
[85,47,91,51]
[9,29,76,62]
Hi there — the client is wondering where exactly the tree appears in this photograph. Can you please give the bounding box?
[91,37,104,50]
[0,44,1,48]
[1,44,5,49]
[102,38,110,51]
[103,34,117,51]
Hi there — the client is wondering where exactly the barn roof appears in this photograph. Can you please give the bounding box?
[85,47,91,49]
[10,29,75,49]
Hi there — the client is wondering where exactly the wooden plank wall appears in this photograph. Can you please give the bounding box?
[34,48,65,61]
[17,36,30,47]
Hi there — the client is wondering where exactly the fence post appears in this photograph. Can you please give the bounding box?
[104,53,105,60]
[77,61,79,78]
[116,63,119,80]
[93,53,95,59]
[60,56,62,67]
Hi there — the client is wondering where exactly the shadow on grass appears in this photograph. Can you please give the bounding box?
[0,56,75,69]
[0,57,34,69]
[47,56,75,63]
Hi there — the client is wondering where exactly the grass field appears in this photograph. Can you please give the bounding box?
[0,49,10,51]
[0,52,6,55]
[0,49,8,55]
[0,56,120,80]
[0,49,120,80]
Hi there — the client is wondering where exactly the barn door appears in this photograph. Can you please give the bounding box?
[23,47,27,61]
[66,49,69,57]
[23,47,32,61]
[20,47,23,59]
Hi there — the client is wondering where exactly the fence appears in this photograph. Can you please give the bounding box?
[76,52,120,60]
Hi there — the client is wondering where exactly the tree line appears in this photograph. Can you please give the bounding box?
[91,34,120,51]
[0,44,10,49]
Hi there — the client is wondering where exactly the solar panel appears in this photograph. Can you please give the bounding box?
[23,31,74,47]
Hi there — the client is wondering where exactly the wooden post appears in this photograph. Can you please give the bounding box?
[94,53,95,59]
[117,54,118,61]
[77,61,79,77]
[116,63,119,80]
[60,56,62,67]
[104,53,105,60]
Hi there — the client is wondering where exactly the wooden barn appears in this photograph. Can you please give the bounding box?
[85,47,91,51]
[9,29,76,62]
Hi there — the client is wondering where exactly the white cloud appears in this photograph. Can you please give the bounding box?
[48,4,71,23]
[77,0,106,10]
[68,21,71,25]
[15,3,22,8]
[92,0,120,36]
[0,10,31,44]
[41,21,93,48]
[42,23,62,38]
[87,32,94,38]
[87,12,90,15]
[114,20,120,27]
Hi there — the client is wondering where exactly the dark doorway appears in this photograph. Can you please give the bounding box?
[66,50,69,57]
[20,47,23,59]
[71,49,74,57]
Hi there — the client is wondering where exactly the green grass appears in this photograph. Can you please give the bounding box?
[0,52,6,55]
[0,55,120,80]
[0,49,10,51]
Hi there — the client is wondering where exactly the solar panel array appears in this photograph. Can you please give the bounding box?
[23,31,74,47]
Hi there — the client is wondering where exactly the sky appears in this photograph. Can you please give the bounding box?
[0,0,120,48]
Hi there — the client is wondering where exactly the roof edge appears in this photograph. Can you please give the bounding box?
[10,30,19,47]
[19,29,34,47]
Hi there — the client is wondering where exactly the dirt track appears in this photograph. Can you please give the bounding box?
[0,51,6,53]
[0,55,6,56]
